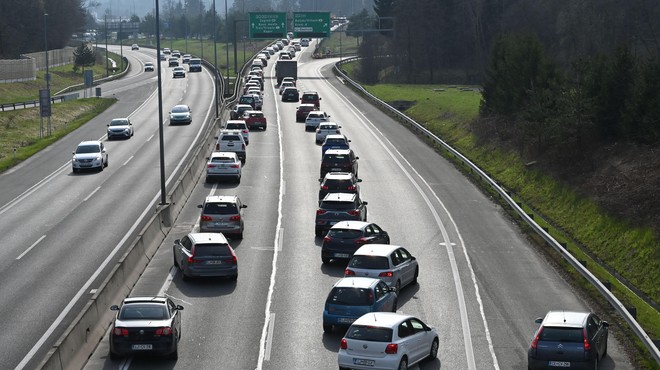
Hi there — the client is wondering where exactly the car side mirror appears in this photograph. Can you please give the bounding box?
[110,305,119,311]
[348,140,352,142]
[174,239,181,244]
[241,204,248,208]
[318,178,322,182]
[357,179,362,182]
[602,321,609,328]
[355,156,359,160]
[319,97,322,100]
[197,204,203,208]
[176,305,184,310]
[534,317,543,324]
[363,201,368,205]
[72,152,75,155]
[338,126,342,128]
[106,124,110,127]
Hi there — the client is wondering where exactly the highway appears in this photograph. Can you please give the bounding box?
[0,46,217,370]
[79,40,634,370]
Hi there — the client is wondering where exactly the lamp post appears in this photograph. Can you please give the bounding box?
[225,0,230,93]
[119,17,123,72]
[212,0,219,118]
[155,0,167,206]
[105,14,109,77]
[199,0,204,58]
[43,12,51,137]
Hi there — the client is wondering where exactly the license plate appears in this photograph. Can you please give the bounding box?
[132,344,153,350]
[206,260,222,264]
[353,358,375,366]
[330,221,337,225]
[338,317,355,323]
[80,163,91,167]
[548,361,570,367]
[334,253,350,258]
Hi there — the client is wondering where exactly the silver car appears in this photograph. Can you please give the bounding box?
[72,140,108,173]
[316,122,341,144]
[205,152,242,183]
[173,232,238,280]
[305,110,330,131]
[198,195,247,239]
[106,118,134,140]
[169,104,192,125]
[224,120,249,144]
[345,244,419,293]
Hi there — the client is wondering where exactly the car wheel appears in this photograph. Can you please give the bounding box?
[236,175,241,184]
[323,323,332,333]
[73,167,78,173]
[412,267,419,285]
[429,337,439,360]
[230,274,238,281]
[592,356,598,370]
[602,336,608,356]
[395,280,401,293]
[237,231,243,239]
[182,273,190,281]
[398,357,408,370]
[105,157,109,167]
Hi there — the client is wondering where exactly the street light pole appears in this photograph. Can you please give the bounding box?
[119,17,123,72]
[212,0,219,118]
[155,0,167,206]
[225,0,230,93]
[105,14,109,77]
[43,12,50,137]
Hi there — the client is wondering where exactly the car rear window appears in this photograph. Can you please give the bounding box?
[119,304,168,320]
[320,125,335,130]
[302,94,318,100]
[324,154,349,162]
[193,244,231,257]
[320,200,356,210]
[325,139,345,145]
[539,327,584,342]
[327,229,362,239]
[203,202,238,214]
[210,156,234,163]
[348,256,390,269]
[327,287,373,306]
[346,325,393,342]
[226,123,245,130]
[221,135,242,141]
[323,179,352,187]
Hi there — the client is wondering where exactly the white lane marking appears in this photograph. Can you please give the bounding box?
[83,186,101,202]
[123,155,134,166]
[16,235,46,260]
[119,357,132,370]
[317,65,500,369]
[15,62,219,370]
[277,228,284,252]
[0,163,70,217]
[89,289,97,294]
[158,267,177,297]
[147,133,155,142]
[264,312,276,361]
[256,66,284,370]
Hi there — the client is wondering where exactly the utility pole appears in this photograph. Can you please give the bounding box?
[105,14,109,77]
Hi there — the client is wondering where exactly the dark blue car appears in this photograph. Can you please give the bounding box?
[323,277,397,333]
[321,134,350,155]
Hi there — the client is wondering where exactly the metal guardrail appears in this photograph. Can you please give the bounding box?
[0,96,65,111]
[333,57,660,364]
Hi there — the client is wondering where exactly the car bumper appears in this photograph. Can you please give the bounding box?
[247,122,266,130]
[72,161,103,170]
[170,118,191,124]
[528,357,596,370]
[199,223,242,235]
[108,131,131,138]
[338,352,400,370]
[110,337,176,357]
[182,264,238,278]
[323,312,359,327]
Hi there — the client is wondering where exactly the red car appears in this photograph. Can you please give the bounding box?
[296,103,317,122]
[243,110,267,130]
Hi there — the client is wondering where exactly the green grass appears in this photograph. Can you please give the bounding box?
[0,98,116,172]
[347,67,660,368]
[318,27,360,56]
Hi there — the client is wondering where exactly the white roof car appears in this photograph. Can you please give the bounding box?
[215,130,246,162]
[305,110,331,131]
[316,122,341,144]
[345,244,419,292]
[224,120,250,145]
[338,312,439,370]
[205,151,241,183]
[72,140,108,173]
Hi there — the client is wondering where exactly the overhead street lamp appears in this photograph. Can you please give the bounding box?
[212,0,219,118]
[225,0,230,95]
[155,0,167,206]
[43,12,51,137]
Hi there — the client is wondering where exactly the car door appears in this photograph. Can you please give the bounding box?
[377,281,395,311]
[397,248,415,286]
[408,318,430,363]
[588,315,607,358]
[176,236,193,271]
[371,224,389,244]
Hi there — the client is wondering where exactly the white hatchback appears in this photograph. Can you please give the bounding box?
[316,122,341,143]
[338,312,439,370]
[205,152,241,183]
[345,244,419,293]
[305,110,330,131]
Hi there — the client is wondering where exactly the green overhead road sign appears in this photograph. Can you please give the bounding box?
[293,12,330,38]
[249,12,286,39]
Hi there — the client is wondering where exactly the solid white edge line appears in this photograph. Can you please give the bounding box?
[83,186,101,202]
[264,312,276,361]
[256,63,284,370]
[14,61,218,370]
[122,155,134,166]
[16,235,46,260]
[317,63,500,369]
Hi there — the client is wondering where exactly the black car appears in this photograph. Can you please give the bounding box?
[528,311,608,370]
[282,87,299,102]
[321,221,390,264]
[230,104,253,120]
[109,297,183,359]
[315,193,368,237]
[318,172,361,200]
[320,149,359,178]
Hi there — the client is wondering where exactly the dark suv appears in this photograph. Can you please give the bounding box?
[301,91,321,108]
[321,221,390,264]
[528,311,609,370]
[315,193,368,237]
[296,103,317,122]
[318,172,361,200]
[320,149,358,177]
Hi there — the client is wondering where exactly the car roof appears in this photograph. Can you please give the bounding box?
[204,195,238,203]
[354,244,400,257]
[235,104,252,109]
[323,172,354,180]
[226,120,247,125]
[322,193,357,202]
[334,277,381,289]
[330,221,370,230]
[302,90,319,94]
[188,232,229,244]
[324,134,346,140]
[220,129,243,136]
[172,104,189,109]
[244,110,263,114]
[352,312,414,328]
[324,149,352,156]
[210,151,238,158]
[542,311,589,328]
[78,140,101,146]
[123,296,168,305]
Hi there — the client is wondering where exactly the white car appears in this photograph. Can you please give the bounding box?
[345,244,419,293]
[279,81,295,95]
[225,120,250,145]
[338,312,439,370]
[107,117,134,140]
[305,110,331,131]
[72,140,108,173]
[205,152,242,183]
[316,122,341,144]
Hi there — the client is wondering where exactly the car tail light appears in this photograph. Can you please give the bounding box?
[347,186,355,191]
[323,236,332,242]
[583,328,592,352]
[316,210,327,215]
[242,129,248,133]
[113,327,128,336]
[530,327,543,350]
[242,144,245,150]
[354,237,368,245]
[230,215,241,221]
[200,215,212,222]
[336,130,340,133]
[188,256,201,264]
[230,164,240,168]
[347,210,360,216]
[155,327,173,336]
[321,185,329,190]
[207,164,216,168]
[379,271,393,278]
[385,343,398,354]
[344,269,355,276]
[340,338,348,349]
[216,143,220,150]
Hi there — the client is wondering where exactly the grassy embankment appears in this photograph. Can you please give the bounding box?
[340,63,659,368]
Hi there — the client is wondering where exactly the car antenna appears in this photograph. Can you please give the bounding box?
[563,311,566,323]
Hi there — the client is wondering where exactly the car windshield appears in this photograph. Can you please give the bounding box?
[346,325,393,342]
[539,327,584,342]
[204,202,239,214]
[320,201,356,210]
[110,120,128,126]
[327,287,373,306]
[193,244,231,257]
[76,145,100,154]
[327,229,362,239]
[172,106,189,113]
[119,304,168,320]
[348,256,390,269]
